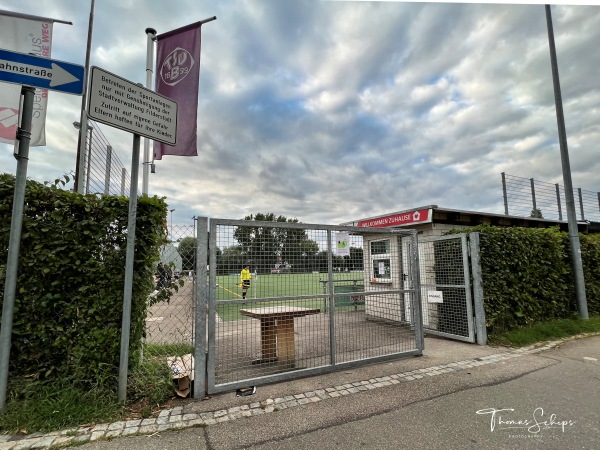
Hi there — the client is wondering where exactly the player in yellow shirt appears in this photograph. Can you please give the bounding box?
[240,263,252,299]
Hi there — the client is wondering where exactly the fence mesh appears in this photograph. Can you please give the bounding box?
[143,224,197,356]
[207,221,420,392]
[417,235,473,342]
[502,173,600,222]
[79,120,131,195]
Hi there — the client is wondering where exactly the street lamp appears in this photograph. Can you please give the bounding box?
[170,209,175,236]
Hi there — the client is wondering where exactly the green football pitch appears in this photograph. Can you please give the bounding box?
[212,272,365,321]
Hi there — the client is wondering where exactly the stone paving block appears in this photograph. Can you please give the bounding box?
[90,431,105,441]
[13,440,39,450]
[158,409,171,418]
[72,435,91,444]
[107,421,126,431]
[125,420,142,427]
[122,427,140,437]
[139,424,160,434]
[31,437,56,449]
[105,430,122,439]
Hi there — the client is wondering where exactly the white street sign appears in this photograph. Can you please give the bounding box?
[88,66,177,145]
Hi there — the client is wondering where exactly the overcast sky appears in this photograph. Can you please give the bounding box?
[1,0,599,226]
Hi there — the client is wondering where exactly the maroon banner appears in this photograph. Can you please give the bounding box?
[154,23,201,160]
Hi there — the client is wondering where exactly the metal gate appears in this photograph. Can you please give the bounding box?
[415,234,476,343]
[193,218,424,396]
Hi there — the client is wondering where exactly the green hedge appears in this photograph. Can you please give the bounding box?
[0,174,168,386]
[459,226,600,333]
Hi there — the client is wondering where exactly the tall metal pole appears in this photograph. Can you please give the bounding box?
[545,4,588,319]
[0,86,36,413]
[170,208,175,236]
[501,172,509,215]
[142,28,156,195]
[75,0,95,193]
[118,133,141,402]
[104,145,112,195]
[84,125,94,194]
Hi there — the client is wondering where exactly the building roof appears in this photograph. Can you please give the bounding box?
[342,205,598,233]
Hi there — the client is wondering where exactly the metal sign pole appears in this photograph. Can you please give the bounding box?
[118,133,141,403]
[0,86,36,412]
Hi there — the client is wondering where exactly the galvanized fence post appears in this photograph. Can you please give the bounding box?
[104,145,112,195]
[194,217,208,398]
[469,233,487,346]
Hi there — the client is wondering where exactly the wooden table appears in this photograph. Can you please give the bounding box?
[240,306,321,365]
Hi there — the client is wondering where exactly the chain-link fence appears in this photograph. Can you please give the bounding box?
[78,119,131,195]
[501,172,600,222]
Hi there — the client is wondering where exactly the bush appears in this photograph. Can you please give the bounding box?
[0,173,168,388]
[456,226,600,334]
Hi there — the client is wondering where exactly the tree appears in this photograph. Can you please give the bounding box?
[233,213,320,274]
[219,245,245,275]
[178,236,221,271]
[178,237,196,271]
[530,208,544,219]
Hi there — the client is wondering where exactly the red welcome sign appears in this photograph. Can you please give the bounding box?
[357,208,432,228]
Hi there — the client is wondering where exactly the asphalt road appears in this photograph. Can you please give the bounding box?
[76,335,600,450]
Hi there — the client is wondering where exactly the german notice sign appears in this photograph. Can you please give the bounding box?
[88,66,177,145]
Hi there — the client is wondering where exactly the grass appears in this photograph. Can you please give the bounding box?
[0,342,193,435]
[215,272,363,301]
[489,315,600,347]
[214,272,365,321]
[1,382,123,435]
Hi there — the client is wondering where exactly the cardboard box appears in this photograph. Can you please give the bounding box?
[167,354,195,397]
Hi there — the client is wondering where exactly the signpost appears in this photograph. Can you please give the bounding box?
[87,66,178,402]
[0,49,84,412]
[0,48,84,95]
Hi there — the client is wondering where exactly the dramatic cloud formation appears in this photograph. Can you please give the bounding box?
[1,0,599,226]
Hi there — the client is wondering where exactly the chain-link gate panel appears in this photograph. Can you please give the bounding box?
[417,234,475,343]
[202,219,423,395]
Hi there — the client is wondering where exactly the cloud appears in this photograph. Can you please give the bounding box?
[1,1,599,227]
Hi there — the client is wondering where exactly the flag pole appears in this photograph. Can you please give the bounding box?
[142,27,156,195]
[74,0,95,194]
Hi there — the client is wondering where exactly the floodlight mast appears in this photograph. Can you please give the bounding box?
[545,4,588,319]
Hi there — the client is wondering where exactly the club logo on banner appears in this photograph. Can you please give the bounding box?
[154,22,202,160]
[160,47,194,86]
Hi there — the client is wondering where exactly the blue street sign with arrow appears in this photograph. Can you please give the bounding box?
[0,48,84,95]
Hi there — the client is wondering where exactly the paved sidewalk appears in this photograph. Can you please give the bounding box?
[0,336,586,450]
